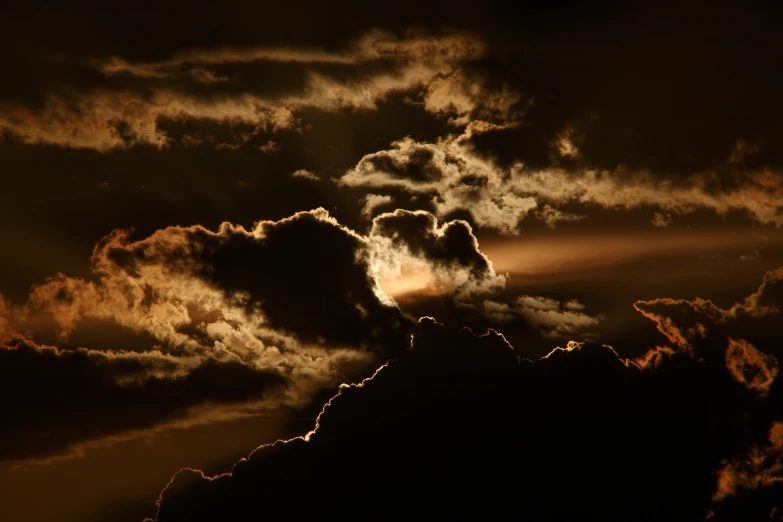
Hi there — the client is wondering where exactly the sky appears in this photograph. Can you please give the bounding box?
[1,1,783,520]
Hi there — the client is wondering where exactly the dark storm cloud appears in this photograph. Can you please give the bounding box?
[26,208,411,354]
[152,315,781,521]
[4,207,549,462]
[632,266,783,507]
[0,210,429,462]
[0,336,287,462]
[1,2,783,519]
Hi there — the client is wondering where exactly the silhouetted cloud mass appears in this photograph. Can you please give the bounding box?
[1,207,543,463]
[1,209,429,462]
[153,264,783,521]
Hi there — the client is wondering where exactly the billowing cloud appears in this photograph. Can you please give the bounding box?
[629,266,783,512]
[1,207,531,462]
[152,318,781,521]
[369,209,505,300]
[634,266,783,353]
[341,124,538,234]
[27,208,411,352]
[1,209,425,462]
[2,5,783,522]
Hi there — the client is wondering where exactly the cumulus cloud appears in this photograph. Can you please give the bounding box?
[368,209,505,300]
[27,208,411,352]
[151,318,780,521]
[0,209,428,461]
[340,124,538,234]
[0,207,531,461]
[713,421,783,502]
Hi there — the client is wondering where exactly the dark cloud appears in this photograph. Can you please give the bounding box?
[459,2,783,177]
[4,2,782,173]
[0,336,287,462]
[631,267,783,509]
[3,206,552,463]
[21,209,411,356]
[153,316,780,521]
[1,210,434,462]
[633,266,783,365]
[0,89,455,303]
[1,3,783,520]
[83,208,412,352]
